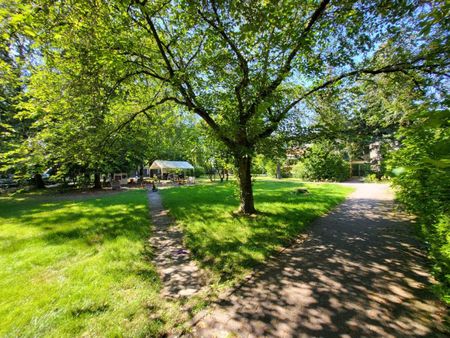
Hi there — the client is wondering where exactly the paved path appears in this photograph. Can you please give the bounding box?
[147,190,208,299]
[191,183,447,337]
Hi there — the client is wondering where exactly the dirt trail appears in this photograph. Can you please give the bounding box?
[147,190,208,299]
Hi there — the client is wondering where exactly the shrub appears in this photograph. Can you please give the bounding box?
[363,173,379,183]
[292,142,349,182]
[194,166,205,178]
[291,162,307,179]
[388,107,449,303]
[264,160,291,178]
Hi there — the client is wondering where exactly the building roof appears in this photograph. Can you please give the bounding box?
[149,160,194,170]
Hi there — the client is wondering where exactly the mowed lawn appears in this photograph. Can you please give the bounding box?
[160,179,354,280]
[0,190,181,337]
[0,180,353,336]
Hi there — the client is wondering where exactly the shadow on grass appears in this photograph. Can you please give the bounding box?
[0,191,151,257]
[0,189,170,337]
[196,194,448,336]
[160,181,352,279]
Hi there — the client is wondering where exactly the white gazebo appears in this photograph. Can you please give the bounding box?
[149,160,195,180]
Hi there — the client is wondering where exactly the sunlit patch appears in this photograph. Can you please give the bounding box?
[0,190,183,337]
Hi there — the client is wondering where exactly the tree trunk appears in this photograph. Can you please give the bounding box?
[208,168,214,182]
[139,165,144,184]
[276,162,282,179]
[93,172,101,189]
[237,155,256,214]
[83,172,91,188]
[33,173,45,189]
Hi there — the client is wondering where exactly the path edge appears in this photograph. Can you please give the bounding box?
[176,185,358,337]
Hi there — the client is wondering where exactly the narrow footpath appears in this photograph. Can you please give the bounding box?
[147,189,208,299]
[191,183,448,337]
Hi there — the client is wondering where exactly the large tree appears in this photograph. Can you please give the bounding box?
[15,0,450,213]
[0,1,46,186]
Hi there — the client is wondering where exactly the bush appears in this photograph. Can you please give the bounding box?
[263,160,277,177]
[363,174,391,183]
[194,166,205,178]
[264,160,291,178]
[388,107,450,303]
[363,173,379,183]
[291,162,307,179]
[292,142,349,182]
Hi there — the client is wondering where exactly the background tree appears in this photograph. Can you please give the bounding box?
[0,2,52,187]
[254,135,292,179]
[291,140,350,181]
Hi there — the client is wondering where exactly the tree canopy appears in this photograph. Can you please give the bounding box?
[1,0,448,212]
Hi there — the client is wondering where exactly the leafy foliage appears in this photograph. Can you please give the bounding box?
[292,141,349,182]
[0,1,38,181]
[5,0,447,211]
[389,104,450,302]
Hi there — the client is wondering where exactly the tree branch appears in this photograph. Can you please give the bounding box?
[101,95,180,148]
[105,70,168,105]
[253,59,449,141]
[137,5,175,77]
[197,1,249,113]
[131,2,243,149]
[283,60,449,116]
[248,0,330,115]
[399,70,426,95]
[185,34,206,67]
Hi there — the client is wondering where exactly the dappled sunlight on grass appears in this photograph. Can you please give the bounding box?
[0,190,182,337]
[160,180,353,280]
[0,182,353,335]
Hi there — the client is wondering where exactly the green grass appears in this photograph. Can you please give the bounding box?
[160,179,354,280]
[0,180,353,336]
[0,190,182,337]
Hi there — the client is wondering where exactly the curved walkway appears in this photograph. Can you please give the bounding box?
[147,189,208,299]
[191,183,447,337]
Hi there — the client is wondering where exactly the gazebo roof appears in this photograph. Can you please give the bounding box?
[149,160,194,170]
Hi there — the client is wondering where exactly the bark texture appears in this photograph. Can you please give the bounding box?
[237,155,256,214]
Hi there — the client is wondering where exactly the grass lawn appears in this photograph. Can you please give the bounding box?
[160,179,354,280]
[0,180,353,336]
[0,190,183,337]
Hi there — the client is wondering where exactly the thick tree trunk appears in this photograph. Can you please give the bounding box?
[237,155,256,214]
[33,173,45,189]
[93,172,101,189]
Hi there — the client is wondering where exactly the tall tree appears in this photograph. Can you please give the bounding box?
[17,0,450,213]
[0,1,45,186]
